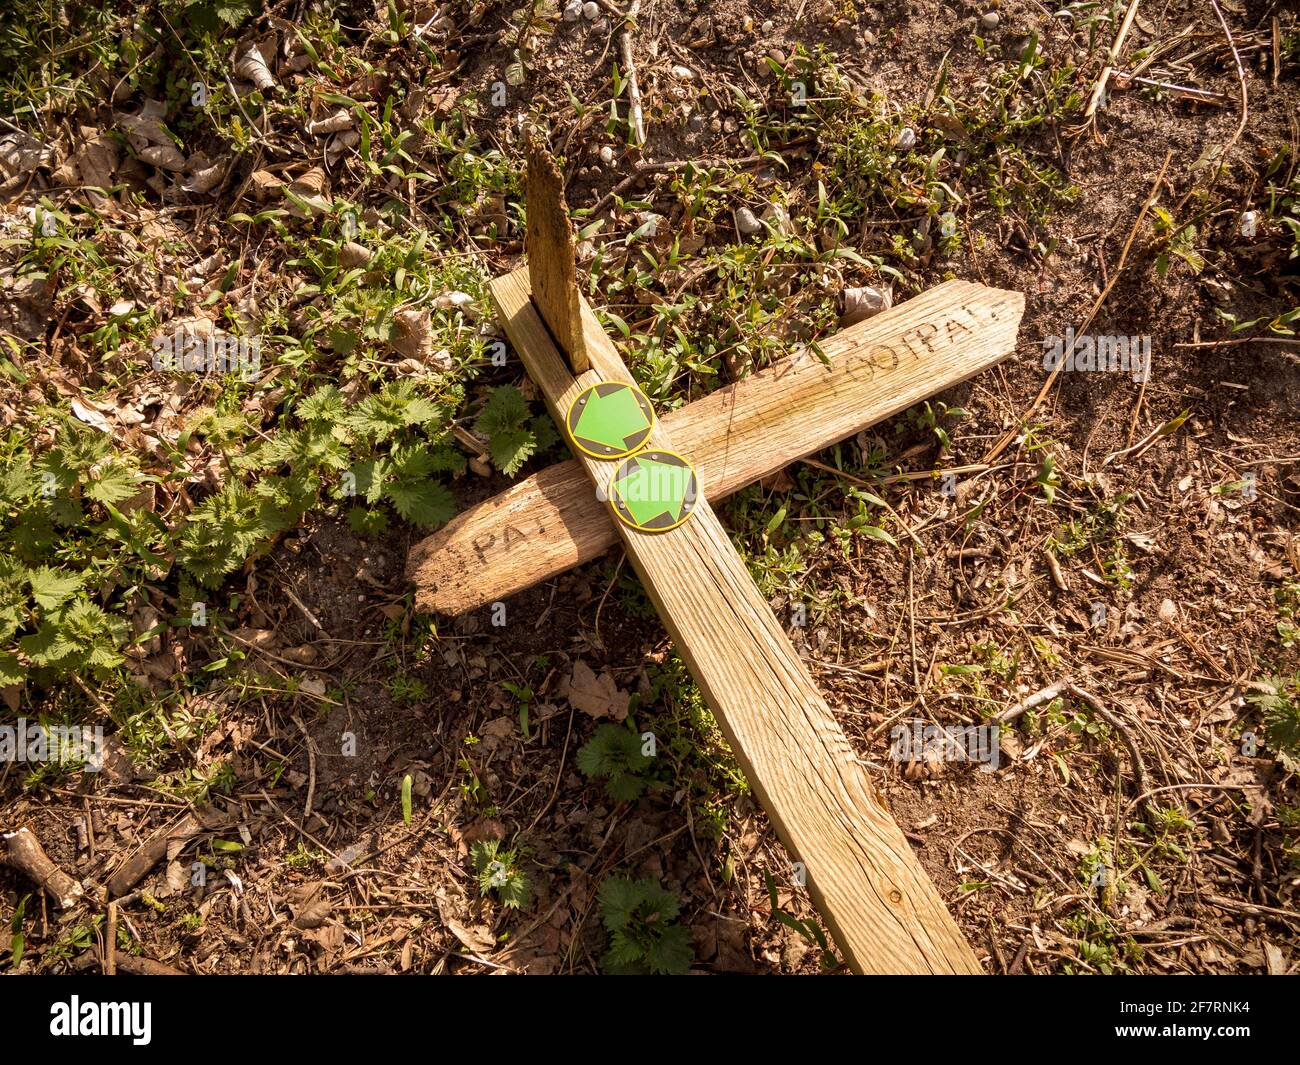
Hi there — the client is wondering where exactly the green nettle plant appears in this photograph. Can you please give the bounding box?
[0,359,565,698]
[597,877,693,975]
[1250,677,1300,772]
[180,377,464,585]
[471,840,531,910]
[472,384,558,475]
[1,423,143,687]
[0,559,128,686]
[576,723,655,801]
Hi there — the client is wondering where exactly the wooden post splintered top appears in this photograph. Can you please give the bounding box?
[524,132,590,374]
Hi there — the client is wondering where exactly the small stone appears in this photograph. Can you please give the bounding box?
[593,16,609,32]
[734,206,763,236]
[894,127,916,150]
[1240,210,1258,238]
[981,11,1000,29]
[863,30,877,46]
[766,48,787,67]
[582,1,598,18]
[671,64,694,81]
[599,144,615,165]
[723,116,738,133]
[760,20,774,34]
[563,0,582,20]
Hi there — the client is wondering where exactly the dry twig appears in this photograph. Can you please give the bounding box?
[1083,0,1142,119]
[618,2,646,148]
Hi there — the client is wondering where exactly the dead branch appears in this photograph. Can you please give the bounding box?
[1066,683,1158,824]
[1083,0,1141,119]
[2,826,85,909]
[106,812,202,898]
[619,1,646,148]
[993,681,1070,725]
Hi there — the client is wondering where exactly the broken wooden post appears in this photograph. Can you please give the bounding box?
[524,131,590,373]
[408,280,1024,613]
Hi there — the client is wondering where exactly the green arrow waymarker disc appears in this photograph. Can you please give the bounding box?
[565,382,655,460]
[608,450,700,533]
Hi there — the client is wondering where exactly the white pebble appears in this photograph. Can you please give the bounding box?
[599,145,615,165]
[981,11,1000,29]
[735,207,763,236]
[671,64,694,81]
[894,127,916,150]
[582,1,599,19]
[563,0,582,20]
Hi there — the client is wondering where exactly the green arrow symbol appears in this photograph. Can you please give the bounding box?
[573,385,650,451]
[615,458,690,527]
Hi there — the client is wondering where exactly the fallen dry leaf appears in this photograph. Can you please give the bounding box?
[305,108,353,136]
[285,166,329,218]
[563,660,629,721]
[390,307,432,361]
[138,143,186,172]
[444,918,495,954]
[234,46,276,90]
[70,398,112,433]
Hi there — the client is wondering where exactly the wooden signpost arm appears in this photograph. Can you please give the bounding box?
[490,267,983,975]
[408,279,1024,614]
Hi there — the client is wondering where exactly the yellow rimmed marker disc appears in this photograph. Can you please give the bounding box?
[608,449,700,533]
[565,381,655,460]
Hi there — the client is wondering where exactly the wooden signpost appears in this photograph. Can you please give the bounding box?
[412,139,1025,974]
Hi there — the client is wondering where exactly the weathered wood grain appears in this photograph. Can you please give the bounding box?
[408,273,1023,614]
[524,133,588,372]
[489,267,983,975]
